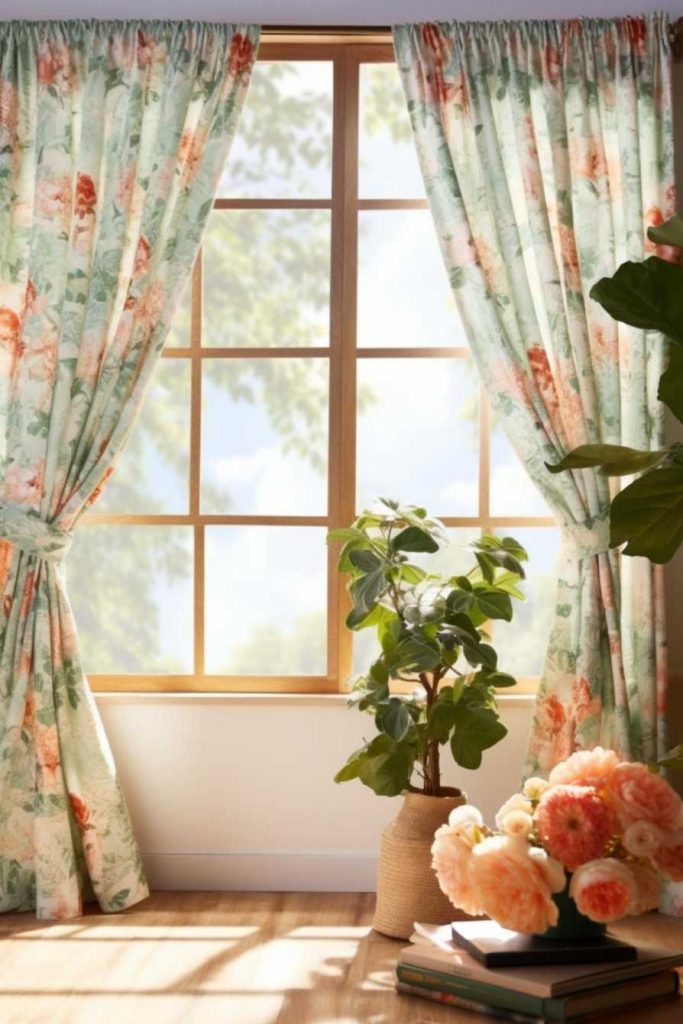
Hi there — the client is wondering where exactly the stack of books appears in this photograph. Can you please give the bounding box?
[395,922,683,1022]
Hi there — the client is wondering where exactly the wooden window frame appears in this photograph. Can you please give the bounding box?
[86,37,555,695]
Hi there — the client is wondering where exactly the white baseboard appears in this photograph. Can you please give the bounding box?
[142,851,378,892]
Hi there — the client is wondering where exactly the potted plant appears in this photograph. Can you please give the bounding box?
[329,498,528,938]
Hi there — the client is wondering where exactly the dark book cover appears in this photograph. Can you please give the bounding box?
[451,920,637,968]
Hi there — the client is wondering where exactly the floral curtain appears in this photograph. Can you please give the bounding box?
[0,20,258,919]
[393,15,673,774]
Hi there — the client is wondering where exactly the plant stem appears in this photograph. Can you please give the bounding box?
[421,669,441,796]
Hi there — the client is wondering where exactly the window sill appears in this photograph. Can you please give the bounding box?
[93,690,538,707]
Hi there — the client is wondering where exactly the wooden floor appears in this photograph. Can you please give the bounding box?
[1,892,683,1023]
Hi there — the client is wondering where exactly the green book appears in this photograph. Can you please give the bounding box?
[396,964,679,1022]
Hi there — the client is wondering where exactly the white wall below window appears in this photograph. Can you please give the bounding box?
[98,694,534,891]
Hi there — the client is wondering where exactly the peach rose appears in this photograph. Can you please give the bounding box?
[654,830,683,882]
[548,746,619,790]
[432,806,484,917]
[469,835,564,934]
[502,810,534,839]
[523,777,550,802]
[608,762,682,830]
[495,792,533,829]
[622,820,664,859]
[628,862,662,916]
[569,859,637,922]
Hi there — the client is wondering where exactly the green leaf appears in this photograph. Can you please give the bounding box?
[655,743,683,771]
[491,571,525,600]
[426,701,457,743]
[357,735,415,796]
[473,587,513,622]
[499,536,529,561]
[478,670,517,688]
[450,706,508,770]
[348,548,382,572]
[590,257,683,346]
[475,551,495,583]
[647,214,683,249]
[610,465,683,563]
[445,588,475,614]
[347,566,386,627]
[658,342,683,423]
[391,526,439,553]
[387,636,441,673]
[547,443,669,477]
[379,616,402,653]
[334,748,365,783]
[377,699,413,741]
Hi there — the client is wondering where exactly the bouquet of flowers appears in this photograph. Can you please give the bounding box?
[432,747,683,935]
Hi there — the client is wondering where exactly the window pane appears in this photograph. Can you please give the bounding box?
[165,274,191,348]
[70,526,193,674]
[218,62,333,198]
[352,528,479,677]
[357,211,464,347]
[203,210,330,348]
[205,527,327,675]
[357,359,479,515]
[96,361,191,515]
[359,63,424,199]
[201,359,328,515]
[490,527,561,678]
[490,418,551,517]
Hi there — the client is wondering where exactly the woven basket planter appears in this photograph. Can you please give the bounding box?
[372,790,467,940]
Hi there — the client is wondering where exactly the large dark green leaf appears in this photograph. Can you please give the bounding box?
[386,636,441,673]
[610,465,683,563]
[347,566,386,627]
[357,735,415,796]
[348,548,383,573]
[376,698,414,741]
[473,587,513,621]
[426,701,458,743]
[391,526,439,553]
[547,443,669,476]
[590,257,683,346]
[647,214,683,250]
[450,705,508,770]
[658,342,683,423]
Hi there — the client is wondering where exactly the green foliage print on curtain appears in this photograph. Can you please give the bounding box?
[393,15,673,773]
[0,20,259,919]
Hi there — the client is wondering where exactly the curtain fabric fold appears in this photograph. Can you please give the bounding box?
[393,15,673,773]
[0,20,258,918]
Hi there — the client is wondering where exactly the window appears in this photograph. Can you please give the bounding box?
[75,37,558,694]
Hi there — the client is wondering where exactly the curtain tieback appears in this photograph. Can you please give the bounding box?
[560,509,611,560]
[0,502,72,563]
